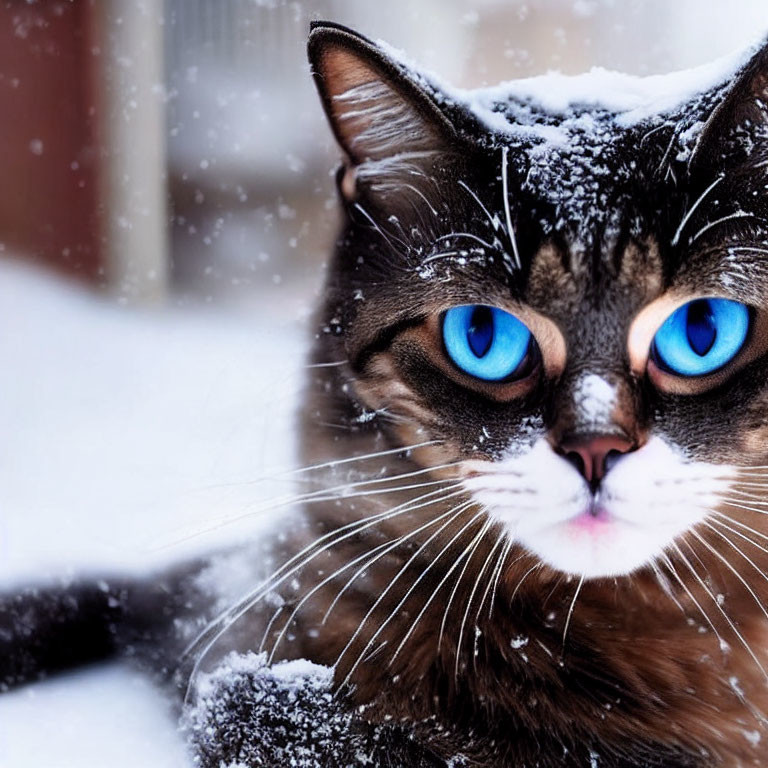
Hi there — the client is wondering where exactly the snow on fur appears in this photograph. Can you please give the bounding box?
[184,652,453,767]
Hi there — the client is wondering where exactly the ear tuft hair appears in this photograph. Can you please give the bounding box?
[692,37,768,172]
[308,22,457,200]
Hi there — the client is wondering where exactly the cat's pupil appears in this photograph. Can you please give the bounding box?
[686,299,717,357]
[467,306,495,358]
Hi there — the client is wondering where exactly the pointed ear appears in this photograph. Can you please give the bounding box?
[692,38,768,171]
[307,22,458,201]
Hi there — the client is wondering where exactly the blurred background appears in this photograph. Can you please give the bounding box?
[0,1,767,765]
[3,0,768,307]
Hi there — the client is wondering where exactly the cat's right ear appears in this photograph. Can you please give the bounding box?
[307,22,458,202]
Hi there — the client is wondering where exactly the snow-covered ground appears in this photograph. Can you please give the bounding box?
[0,258,308,766]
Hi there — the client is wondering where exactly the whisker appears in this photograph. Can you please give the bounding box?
[562,574,585,650]
[321,499,477,627]
[338,507,486,688]
[354,202,408,251]
[721,500,768,516]
[650,559,686,614]
[457,179,502,233]
[390,512,492,667]
[470,535,511,663]
[305,360,349,369]
[727,486,768,497]
[454,521,498,679]
[401,183,439,217]
[420,250,461,265]
[280,439,444,480]
[688,211,758,246]
[434,231,495,250]
[705,517,768,571]
[690,527,768,622]
[168,462,463,548]
[189,438,447,495]
[674,540,768,679]
[181,484,466,699]
[710,511,768,546]
[437,519,491,653]
[659,551,726,651]
[487,537,517,619]
[727,247,768,258]
[266,501,472,663]
[500,145,521,269]
[510,561,542,604]
[671,174,724,246]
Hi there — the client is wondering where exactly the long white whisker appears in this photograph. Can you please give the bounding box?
[321,499,477,628]
[389,512,492,667]
[454,521,498,679]
[562,574,585,649]
[168,468,460,550]
[267,502,470,663]
[354,202,407,251]
[181,484,465,699]
[338,508,485,687]
[508,563,540,607]
[488,538,517,619]
[304,359,349,369]
[437,520,490,653]
[650,559,685,614]
[711,511,768,546]
[434,231,495,250]
[705,517,768,572]
[282,439,444,479]
[690,527,768,622]
[726,489,768,501]
[457,179,502,233]
[688,211,756,246]
[501,145,521,269]
[659,551,725,651]
[671,174,724,246]
[721,500,768,516]
[474,533,508,624]
[673,541,768,679]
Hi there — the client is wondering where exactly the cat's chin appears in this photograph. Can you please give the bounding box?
[516,513,680,578]
[462,436,735,580]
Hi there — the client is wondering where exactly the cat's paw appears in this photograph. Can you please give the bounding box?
[182,651,451,768]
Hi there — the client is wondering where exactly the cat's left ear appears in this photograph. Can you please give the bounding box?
[691,37,768,172]
[308,22,459,202]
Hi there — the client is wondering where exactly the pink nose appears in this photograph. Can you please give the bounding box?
[558,435,635,487]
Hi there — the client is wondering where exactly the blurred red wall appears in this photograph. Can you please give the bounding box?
[0,0,101,279]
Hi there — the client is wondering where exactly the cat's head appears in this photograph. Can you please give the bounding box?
[306,22,768,580]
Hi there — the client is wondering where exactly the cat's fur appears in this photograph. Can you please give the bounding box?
[5,21,768,768]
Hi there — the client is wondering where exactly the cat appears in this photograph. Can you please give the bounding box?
[4,19,768,768]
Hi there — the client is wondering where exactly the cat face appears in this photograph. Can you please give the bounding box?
[307,23,768,580]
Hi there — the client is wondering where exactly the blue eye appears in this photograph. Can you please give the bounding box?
[442,305,535,381]
[651,298,750,377]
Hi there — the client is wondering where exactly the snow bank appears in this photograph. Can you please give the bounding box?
[0,663,189,768]
[0,258,308,767]
[0,259,306,585]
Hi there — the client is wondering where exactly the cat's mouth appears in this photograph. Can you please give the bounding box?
[461,436,734,579]
[569,501,616,529]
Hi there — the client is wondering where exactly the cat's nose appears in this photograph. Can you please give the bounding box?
[557,435,635,490]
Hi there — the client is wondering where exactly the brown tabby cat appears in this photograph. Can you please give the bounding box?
[5,20,768,768]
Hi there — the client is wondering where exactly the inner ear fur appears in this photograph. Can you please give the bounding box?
[691,37,768,172]
[308,22,458,200]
